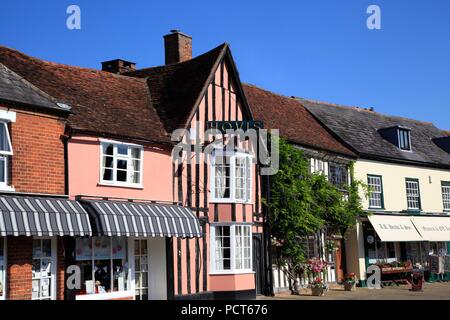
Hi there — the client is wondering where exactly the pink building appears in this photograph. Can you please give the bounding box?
[0,31,268,300]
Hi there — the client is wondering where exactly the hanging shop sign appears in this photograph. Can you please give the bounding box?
[207,120,264,133]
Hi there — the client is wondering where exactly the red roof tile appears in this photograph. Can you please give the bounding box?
[243,84,356,157]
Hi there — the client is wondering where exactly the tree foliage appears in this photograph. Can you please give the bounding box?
[265,138,365,293]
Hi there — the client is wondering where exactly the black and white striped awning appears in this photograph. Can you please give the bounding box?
[82,200,202,238]
[0,195,92,236]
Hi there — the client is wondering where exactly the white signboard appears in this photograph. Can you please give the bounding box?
[368,215,423,242]
[411,217,450,241]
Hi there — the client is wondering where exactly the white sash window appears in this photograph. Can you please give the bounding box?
[0,112,15,191]
[211,151,253,203]
[210,224,252,274]
[100,141,143,187]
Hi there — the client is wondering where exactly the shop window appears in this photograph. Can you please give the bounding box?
[100,141,143,187]
[0,122,13,189]
[0,237,5,299]
[405,178,421,210]
[211,224,252,273]
[32,238,55,300]
[367,234,397,264]
[367,175,384,209]
[442,181,450,211]
[211,151,252,203]
[75,237,129,296]
[134,240,149,300]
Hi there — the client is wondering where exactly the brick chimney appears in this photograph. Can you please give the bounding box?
[164,30,192,65]
[101,59,136,74]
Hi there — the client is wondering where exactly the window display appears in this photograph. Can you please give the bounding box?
[76,237,128,296]
[32,239,54,300]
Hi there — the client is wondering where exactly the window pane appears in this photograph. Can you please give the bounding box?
[117,159,127,170]
[117,170,127,182]
[131,148,141,159]
[117,145,128,155]
[93,237,112,293]
[406,180,420,209]
[214,156,230,199]
[0,157,5,183]
[0,123,11,153]
[442,182,450,210]
[75,238,94,295]
[102,168,113,181]
[215,226,231,271]
[368,176,383,208]
[112,237,127,292]
[102,156,114,168]
[102,144,114,156]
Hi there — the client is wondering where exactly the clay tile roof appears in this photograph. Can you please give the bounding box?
[243,83,356,157]
[0,44,226,145]
[124,43,227,133]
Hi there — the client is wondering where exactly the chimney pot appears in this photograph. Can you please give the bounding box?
[101,59,136,74]
[164,30,192,65]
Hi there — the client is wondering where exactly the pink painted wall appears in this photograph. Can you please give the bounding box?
[209,273,255,292]
[173,59,262,296]
[67,135,173,201]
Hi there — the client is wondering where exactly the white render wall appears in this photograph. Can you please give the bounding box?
[354,159,450,213]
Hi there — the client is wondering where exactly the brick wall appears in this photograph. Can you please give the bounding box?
[7,236,32,300]
[9,110,66,195]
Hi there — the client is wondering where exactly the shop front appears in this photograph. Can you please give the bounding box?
[363,213,450,284]
[73,198,202,300]
[0,194,93,300]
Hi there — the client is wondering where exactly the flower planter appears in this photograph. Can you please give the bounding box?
[311,287,325,297]
[344,282,355,292]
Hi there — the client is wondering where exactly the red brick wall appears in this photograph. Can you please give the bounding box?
[9,110,66,195]
[7,236,32,300]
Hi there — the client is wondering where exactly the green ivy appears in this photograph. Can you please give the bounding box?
[264,138,366,292]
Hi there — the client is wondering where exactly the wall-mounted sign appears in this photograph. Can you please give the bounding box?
[207,121,264,133]
[367,235,375,244]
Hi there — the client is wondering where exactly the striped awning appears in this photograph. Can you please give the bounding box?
[0,195,92,236]
[82,200,202,238]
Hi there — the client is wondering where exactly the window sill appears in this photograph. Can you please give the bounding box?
[368,207,385,211]
[210,199,253,205]
[97,182,144,190]
[75,291,134,300]
[0,186,15,193]
[209,271,255,276]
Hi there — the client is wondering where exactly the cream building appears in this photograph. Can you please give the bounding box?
[304,100,450,285]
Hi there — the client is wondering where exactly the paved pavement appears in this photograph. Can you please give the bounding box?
[257,282,450,300]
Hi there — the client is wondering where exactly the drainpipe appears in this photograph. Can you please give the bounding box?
[263,174,274,296]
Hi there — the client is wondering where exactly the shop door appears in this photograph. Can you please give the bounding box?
[334,240,345,283]
[134,239,149,300]
[253,234,264,295]
[32,238,56,300]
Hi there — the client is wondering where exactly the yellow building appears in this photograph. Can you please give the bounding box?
[305,100,450,285]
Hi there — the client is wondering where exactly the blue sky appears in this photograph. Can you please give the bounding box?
[1,0,449,129]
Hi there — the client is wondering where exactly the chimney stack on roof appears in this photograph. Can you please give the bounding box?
[101,59,136,74]
[164,30,192,65]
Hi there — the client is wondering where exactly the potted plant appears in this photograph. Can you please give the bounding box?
[310,277,327,296]
[343,273,357,291]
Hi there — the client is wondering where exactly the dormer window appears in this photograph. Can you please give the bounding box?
[398,128,411,151]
